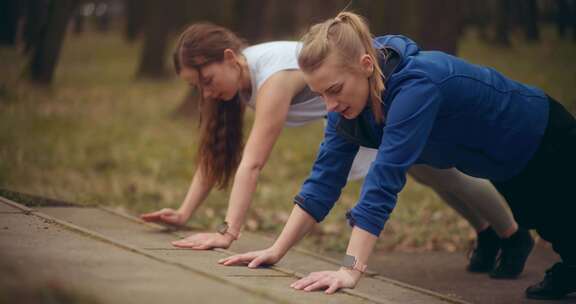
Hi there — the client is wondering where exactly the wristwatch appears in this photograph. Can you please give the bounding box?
[217,221,238,240]
[341,254,367,274]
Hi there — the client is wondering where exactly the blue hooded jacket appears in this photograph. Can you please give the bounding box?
[294,35,549,237]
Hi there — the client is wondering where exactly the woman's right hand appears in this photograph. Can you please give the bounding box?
[140,208,188,226]
[218,248,283,268]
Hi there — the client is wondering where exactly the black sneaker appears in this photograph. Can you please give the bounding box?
[490,228,534,279]
[467,226,500,273]
[526,262,576,300]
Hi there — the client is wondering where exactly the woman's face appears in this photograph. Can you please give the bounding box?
[179,50,241,102]
[303,52,373,119]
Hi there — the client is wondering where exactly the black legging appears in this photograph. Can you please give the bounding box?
[492,96,576,265]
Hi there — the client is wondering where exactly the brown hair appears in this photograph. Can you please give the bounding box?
[173,23,247,189]
[298,12,385,123]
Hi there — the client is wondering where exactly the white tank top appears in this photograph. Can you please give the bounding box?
[241,41,377,180]
[241,41,327,127]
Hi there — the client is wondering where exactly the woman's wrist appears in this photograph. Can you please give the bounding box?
[338,267,363,283]
[269,243,288,260]
[218,221,241,242]
[177,204,194,220]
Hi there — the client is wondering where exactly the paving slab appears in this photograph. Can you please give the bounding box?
[0,213,273,304]
[33,206,387,303]
[0,195,465,304]
[37,206,176,249]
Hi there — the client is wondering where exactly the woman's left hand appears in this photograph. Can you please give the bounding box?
[171,232,233,250]
[290,268,362,294]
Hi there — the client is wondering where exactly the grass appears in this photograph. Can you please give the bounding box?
[1,27,574,255]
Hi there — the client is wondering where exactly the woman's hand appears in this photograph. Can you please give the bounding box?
[140,208,188,226]
[290,268,361,294]
[218,248,283,268]
[171,232,234,250]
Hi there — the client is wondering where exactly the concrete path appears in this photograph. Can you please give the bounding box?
[370,243,576,304]
[0,194,464,304]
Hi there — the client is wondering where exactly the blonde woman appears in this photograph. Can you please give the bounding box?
[219,12,576,300]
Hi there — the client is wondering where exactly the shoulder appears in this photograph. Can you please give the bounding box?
[243,41,301,66]
[384,75,443,116]
[244,41,302,89]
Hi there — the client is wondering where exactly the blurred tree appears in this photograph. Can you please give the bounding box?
[494,0,512,46]
[136,0,176,79]
[556,0,576,41]
[0,0,21,46]
[22,0,49,54]
[461,0,492,42]
[573,0,576,41]
[72,6,86,35]
[124,0,143,42]
[232,0,271,43]
[355,0,462,55]
[27,0,78,84]
[522,0,540,42]
[292,0,346,37]
[416,0,463,55]
[95,0,112,32]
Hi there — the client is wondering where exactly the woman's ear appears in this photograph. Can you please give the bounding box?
[359,54,374,77]
[223,49,238,62]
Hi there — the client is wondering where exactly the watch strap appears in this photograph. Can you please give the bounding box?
[341,254,367,273]
[217,221,238,240]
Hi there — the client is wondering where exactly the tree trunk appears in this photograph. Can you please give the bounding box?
[556,0,570,38]
[523,0,540,42]
[0,0,21,45]
[571,0,576,41]
[494,0,512,46]
[357,0,462,55]
[136,0,173,79]
[22,0,49,54]
[416,0,463,54]
[124,0,143,42]
[72,11,85,35]
[28,0,77,84]
[234,0,271,43]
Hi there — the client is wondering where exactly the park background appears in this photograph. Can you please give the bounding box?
[1,0,575,255]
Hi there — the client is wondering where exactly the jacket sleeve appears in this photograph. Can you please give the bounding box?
[294,112,359,222]
[348,76,443,236]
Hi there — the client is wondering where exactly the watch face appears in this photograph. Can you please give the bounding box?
[341,255,356,268]
[217,222,228,234]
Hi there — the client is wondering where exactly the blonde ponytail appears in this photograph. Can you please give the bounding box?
[299,11,385,123]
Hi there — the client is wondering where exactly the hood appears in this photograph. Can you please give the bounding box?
[373,35,420,58]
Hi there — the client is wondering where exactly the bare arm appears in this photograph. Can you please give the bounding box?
[219,204,316,267]
[178,167,215,219]
[171,70,308,249]
[290,227,378,293]
[225,70,307,236]
[219,201,378,294]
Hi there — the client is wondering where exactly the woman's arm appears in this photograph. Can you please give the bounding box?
[218,204,316,267]
[290,227,377,294]
[223,70,306,236]
[171,70,308,249]
[218,113,362,268]
[218,208,378,294]
[178,167,215,219]
[294,78,443,294]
